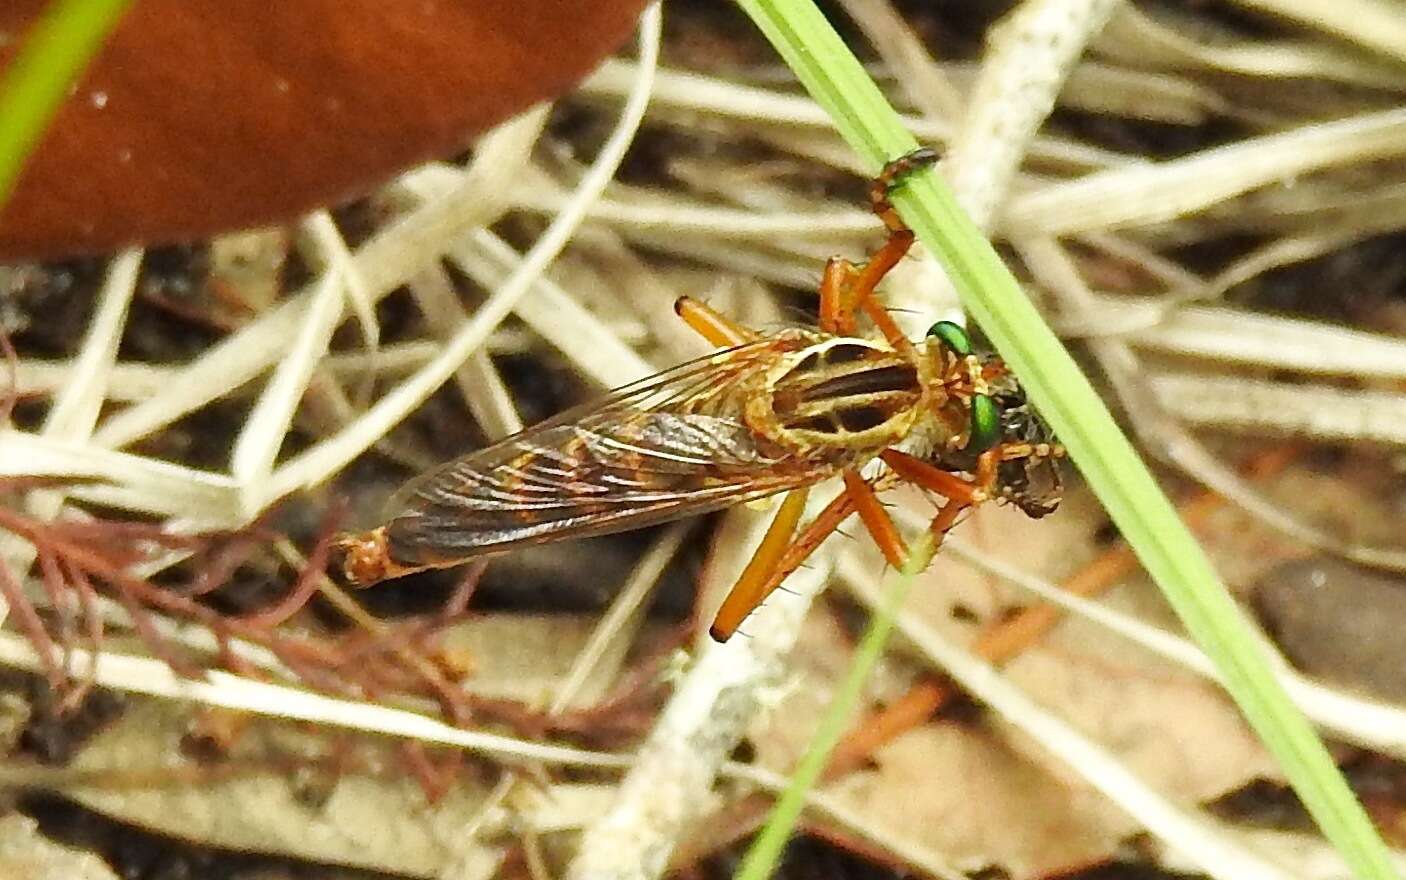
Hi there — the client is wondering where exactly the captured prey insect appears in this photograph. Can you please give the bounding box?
[336,148,1063,641]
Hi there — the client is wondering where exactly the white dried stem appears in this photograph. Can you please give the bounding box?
[551,523,688,713]
[229,239,345,511]
[304,208,379,354]
[2,250,142,622]
[580,60,1139,172]
[0,630,626,770]
[1096,6,1406,90]
[1155,826,1406,880]
[453,532,687,880]
[1229,0,1406,65]
[1093,301,1406,381]
[262,13,657,503]
[626,229,821,291]
[1006,108,1406,237]
[0,431,239,521]
[90,109,547,452]
[452,229,655,389]
[1076,230,1205,290]
[835,0,965,122]
[1019,237,1406,576]
[10,359,169,402]
[406,264,523,440]
[510,188,878,242]
[1044,61,1225,124]
[1151,373,1406,448]
[91,294,315,449]
[8,341,537,403]
[5,250,139,484]
[947,0,1121,232]
[565,508,831,880]
[37,250,142,443]
[398,167,669,381]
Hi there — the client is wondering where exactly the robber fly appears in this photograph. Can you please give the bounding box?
[337,149,1062,640]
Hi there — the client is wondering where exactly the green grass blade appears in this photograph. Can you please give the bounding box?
[735,534,933,880]
[734,1,1397,878]
[0,0,134,209]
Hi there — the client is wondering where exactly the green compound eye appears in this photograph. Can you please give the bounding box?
[926,320,972,356]
[966,393,1001,453]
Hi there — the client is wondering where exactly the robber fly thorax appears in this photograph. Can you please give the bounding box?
[720,327,992,468]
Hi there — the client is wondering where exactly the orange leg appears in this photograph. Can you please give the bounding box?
[772,489,857,576]
[877,448,986,550]
[869,147,939,235]
[881,446,995,542]
[708,449,985,642]
[975,449,1001,496]
[818,148,938,353]
[874,448,975,564]
[859,289,918,360]
[819,259,857,336]
[674,296,762,347]
[879,449,986,506]
[709,488,858,642]
[925,491,968,537]
[841,462,972,572]
[841,470,907,569]
[708,488,810,642]
[848,149,941,356]
[709,470,909,643]
[849,227,916,351]
[819,252,920,359]
[708,486,860,638]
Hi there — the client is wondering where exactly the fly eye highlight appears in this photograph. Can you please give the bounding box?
[926,320,971,356]
[927,321,999,452]
[966,393,1001,454]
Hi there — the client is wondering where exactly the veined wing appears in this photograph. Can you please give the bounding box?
[379,333,833,570]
